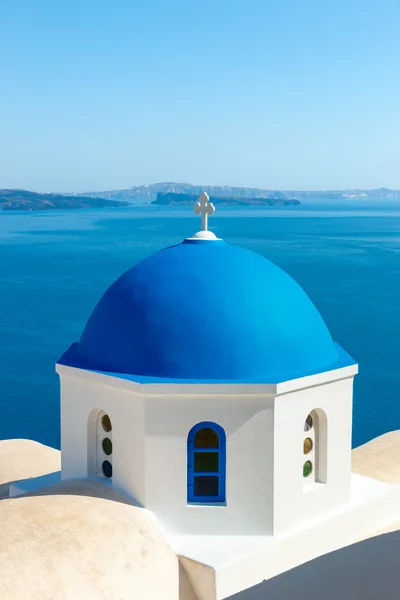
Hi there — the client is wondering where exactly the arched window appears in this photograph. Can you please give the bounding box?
[303,409,327,485]
[96,410,113,479]
[187,422,226,504]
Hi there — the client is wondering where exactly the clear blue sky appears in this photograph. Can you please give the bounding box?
[1,0,399,192]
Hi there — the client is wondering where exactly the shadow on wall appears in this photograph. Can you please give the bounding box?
[228,530,400,599]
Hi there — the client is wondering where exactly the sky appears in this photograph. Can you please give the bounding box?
[0,0,399,192]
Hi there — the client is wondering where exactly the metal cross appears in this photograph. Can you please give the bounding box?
[194,192,215,231]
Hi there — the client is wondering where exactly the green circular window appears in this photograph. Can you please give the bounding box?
[304,437,313,454]
[102,437,112,456]
[101,414,112,433]
[102,460,113,478]
[304,414,313,432]
[303,460,313,478]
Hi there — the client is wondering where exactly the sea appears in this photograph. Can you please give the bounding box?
[0,202,399,450]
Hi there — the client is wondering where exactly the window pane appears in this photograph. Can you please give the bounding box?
[102,437,113,456]
[101,414,112,433]
[303,437,313,454]
[303,460,313,478]
[194,476,219,497]
[304,415,313,432]
[194,428,219,449]
[102,460,113,479]
[194,452,219,473]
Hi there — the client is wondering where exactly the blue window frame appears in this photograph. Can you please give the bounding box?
[187,421,226,504]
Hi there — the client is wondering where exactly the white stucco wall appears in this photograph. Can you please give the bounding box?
[144,393,275,535]
[58,366,276,535]
[57,363,356,537]
[58,366,146,505]
[273,374,354,533]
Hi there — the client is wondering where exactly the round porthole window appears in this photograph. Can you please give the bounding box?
[101,414,112,433]
[102,460,113,478]
[304,414,313,432]
[102,437,112,456]
[303,437,313,454]
[303,460,313,478]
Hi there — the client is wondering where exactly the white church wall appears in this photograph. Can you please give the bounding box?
[58,366,146,505]
[57,363,357,538]
[273,373,354,533]
[59,373,88,479]
[143,392,275,535]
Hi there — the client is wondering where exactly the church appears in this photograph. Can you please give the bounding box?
[1,193,400,600]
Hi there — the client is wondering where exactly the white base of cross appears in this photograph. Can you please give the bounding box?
[187,230,221,241]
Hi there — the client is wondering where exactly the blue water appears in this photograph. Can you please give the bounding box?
[0,204,399,450]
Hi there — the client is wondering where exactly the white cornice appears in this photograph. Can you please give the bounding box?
[56,362,358,398]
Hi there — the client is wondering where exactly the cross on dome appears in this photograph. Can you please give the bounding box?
[194,192,215,232]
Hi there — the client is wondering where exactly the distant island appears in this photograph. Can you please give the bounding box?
[74,182,400,204]
[151,192,301,207]
[2,183,400,211]
[0,189,129,211]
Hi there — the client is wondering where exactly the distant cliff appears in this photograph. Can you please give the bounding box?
[5,184,400,210]
[0,189,129,211]
[75,182,400,204]
[152,192,301,207]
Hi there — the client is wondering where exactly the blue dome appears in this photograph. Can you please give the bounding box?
[60,238,353,383]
